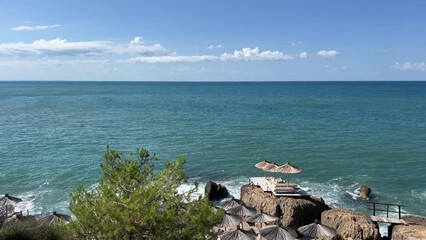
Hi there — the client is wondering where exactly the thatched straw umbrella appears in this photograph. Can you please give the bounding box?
[255,160,272,170]
[255,161,302,186]
[260,162,279,172]
[274,162,301,186]
[259,225,298,240]
[246,212,279,225]
[219,228,257,240]
[217,212,243,231]
[297,220,336,239]
[0,194,22,217]
[38,211,71,225]
[220,198,242,210]
[0,194,22,206]
[226,205,257,219]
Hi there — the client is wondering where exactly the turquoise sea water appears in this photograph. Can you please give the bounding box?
[1,81,425,219]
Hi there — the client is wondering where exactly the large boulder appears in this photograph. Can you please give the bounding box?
[321,208,380,240]
[240,184,330,229]
[204,181,229,201]
[391,225,426,240]
[359,185,371,199]
[390,215,426,240]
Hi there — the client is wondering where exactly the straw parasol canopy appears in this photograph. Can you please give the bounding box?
[263,164,278,172]
[0,205,14,217]
[255,160,273,170]
[255,160,278,173]
[297,220,336,239]
[260,225,298,240]
[38,211,71,225]
[226,205,257,218]
[246,212,279,224]
[274,162,301,174]
[220,198,242,210]
[0,194,22,206]
[217,212,243,230]
[255,161,302,185]
[275,162,301,186]
[219,228,257,240]
[0,194,22,217]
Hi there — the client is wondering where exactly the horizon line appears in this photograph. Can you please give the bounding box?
[1,80,425,83]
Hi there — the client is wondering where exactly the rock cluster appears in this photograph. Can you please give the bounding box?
[204,181,229,200]
[359,185,371,199]
[208,182,425,240]
[240,184,330,229]
[390,216,426,240]
[321,208,380,240]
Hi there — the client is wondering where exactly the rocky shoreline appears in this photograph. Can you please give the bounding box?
[206,182,426,240]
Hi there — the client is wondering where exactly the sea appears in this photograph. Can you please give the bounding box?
[0,81,425,233]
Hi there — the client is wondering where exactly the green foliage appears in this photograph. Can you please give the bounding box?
[0,220,70,240]
[69,146,222,240]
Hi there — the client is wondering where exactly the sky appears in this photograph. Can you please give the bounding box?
[0,0,425,81]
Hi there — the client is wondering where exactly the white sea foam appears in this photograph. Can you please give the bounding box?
[177,177,248,200]
[0,192,37,216]
[3,177,420,238]
[411,189,426,203]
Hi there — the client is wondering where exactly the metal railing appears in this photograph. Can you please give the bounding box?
[368,201,406,219]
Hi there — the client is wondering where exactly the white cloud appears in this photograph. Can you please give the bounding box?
[299,52,308,59]
[0,38,110,56]
[0,37,293,65]
[125,47,294,63]
[392,62,426,71]
[317,50,341,58]
[0,37,167,56]
[220,47,294,61]
[208,44,222,49]
[12,24,61,31]
[126,37,167,55]
[130,36,143,46]
[125,55,217,63]
[0,59,110,67]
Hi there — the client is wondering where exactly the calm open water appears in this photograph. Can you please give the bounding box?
[0,81,425,219]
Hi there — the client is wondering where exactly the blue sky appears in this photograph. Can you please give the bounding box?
[0,0,425,81]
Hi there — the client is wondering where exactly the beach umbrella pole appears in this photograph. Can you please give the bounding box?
[287,174,290,186]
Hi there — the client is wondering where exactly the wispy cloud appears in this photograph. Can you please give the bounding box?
[124,47,294,63]
[324,65,348,71]
[392,62,426,71]
[0,37,167,56]
[207,44,222,49]
[170,66,207,74]
[124,55,217,63]
[299,52,308,59]
[12,24,61,31]
[291,41,303,47]
[0,59,110,67]
[0,37,294,64]
[317,50,341,58]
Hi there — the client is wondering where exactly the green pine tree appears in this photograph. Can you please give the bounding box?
[69,146,222,240]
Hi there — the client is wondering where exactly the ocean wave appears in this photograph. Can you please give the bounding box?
[3,177,419,238]
[177,177,249,200]
[411,189,426,203]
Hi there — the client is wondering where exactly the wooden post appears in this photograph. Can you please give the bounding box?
[373,202,376,216]
[386,204,389,218]
[398,205,401,219]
